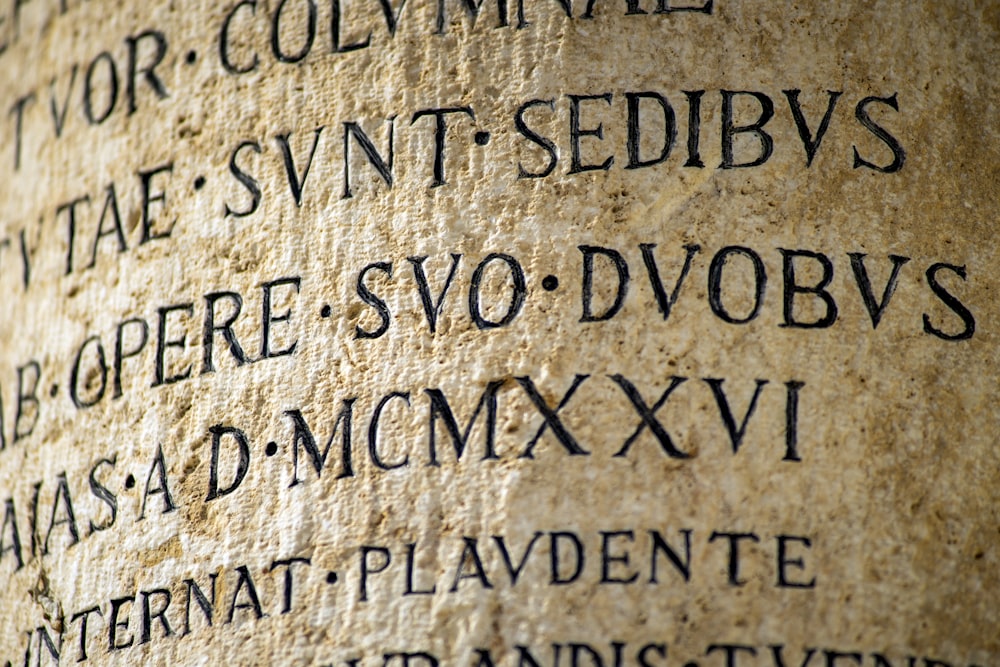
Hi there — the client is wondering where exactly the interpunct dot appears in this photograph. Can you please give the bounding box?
[186,50,197,64]
[193,176,206,190]
[542,275,559,291]
[266,442,278,456]
[475,131,490,145]
[321,305,332,318]
[124,475,136,489]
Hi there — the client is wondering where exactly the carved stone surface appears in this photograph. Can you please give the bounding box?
[0,1,998,665]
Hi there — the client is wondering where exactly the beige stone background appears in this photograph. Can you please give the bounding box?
[0,0,998,664]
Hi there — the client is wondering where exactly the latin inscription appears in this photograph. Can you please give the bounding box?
[0,1,992,666]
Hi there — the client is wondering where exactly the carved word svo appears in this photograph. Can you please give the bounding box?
[217,0,713,75]
[221,90,903,214]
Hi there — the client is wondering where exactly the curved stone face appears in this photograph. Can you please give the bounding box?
[0,1,998,664]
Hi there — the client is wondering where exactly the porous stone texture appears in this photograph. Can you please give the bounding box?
[0,1,998,665]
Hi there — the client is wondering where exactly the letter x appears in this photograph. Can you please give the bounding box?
[516,375,590,458]
[611,375,690,458]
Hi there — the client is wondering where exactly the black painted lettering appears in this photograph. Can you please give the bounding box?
[126,29,169,114]
[206,425,251,501]
[426,380,504,465]
[368,391,411,469]
[549,531,584,584]
[88,184,127,268]
[625,92,675,169]
[271,557,311,613]
[225,140,263,217]
[780,249,838,328]
[683,90,705,167]
[770,646,817,667]
[356,261,394,339]
[704,378,768,454]
[331,0,373,52]
[783,380,804,462]
[34,625,61,663]
[648,528,691,582]
[449,537,493,591]
[70,606,102,662]
[410,106,475,187]
[87,455,118,534]
[783,90,841,167]
[853,94,905,173]
[580,245,629,322]
[261,276,301,358]
[848,253,910,329]
[83,52,118,125]
[139,162,176,243]
[285,401,356,485]
[568,93,613,173]
[707,645,757,667]
[271,0,317,63]
[492,532,542,585]
[220,0,260,74]
[600,530,638,584]
[405,542,436,595]
[57,194,90,274]
[203,291,250,374]
[29,480,41,558]
[824,652,862,667]
[611,374,688,458]
[153,303,194,386]
[516,374,590,458]
[776,534,816,588]
[8,92,35,170]
[409,254,461,333]
[49,65,78,138]
[139,443,177,519]
[720,90,774,169]
[276,127,323,206]
[182,574,218,635]
[469,253,526,329]
[708,246,767,324]
[139,588,173,644]
[343,118,395,198]
[515,98,558,179]
[29,481,41,558]
[640,243,699,320]
[435,0,508,34]
[108,597,134,650]
[114,317,149,398]
[44,473,79,554]
[70,335,108,408]
[708,531,759,586]
[923,263,975,341]
[359,545,391,601]
[638,644,668,667]
[14,360,40,439]
[0,498,23,570]
[227,565,266,622]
